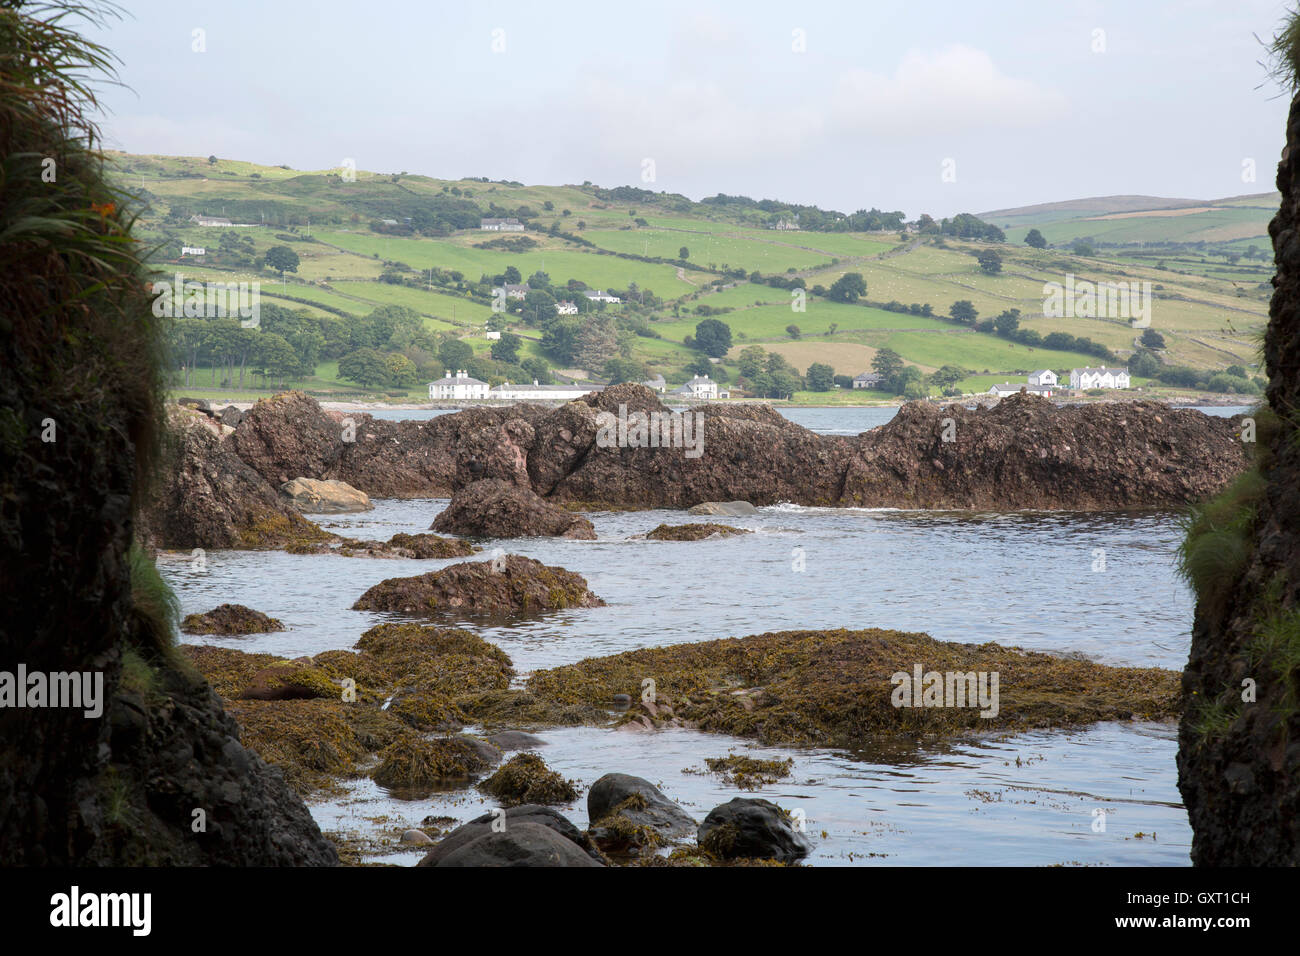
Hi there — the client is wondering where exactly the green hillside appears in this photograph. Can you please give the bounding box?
[118,152,1270,404]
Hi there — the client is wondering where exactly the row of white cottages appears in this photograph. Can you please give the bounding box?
[429,371,724,402]
[988,367,1131,397]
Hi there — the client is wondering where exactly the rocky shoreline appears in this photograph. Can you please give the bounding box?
[147,385,1251,552]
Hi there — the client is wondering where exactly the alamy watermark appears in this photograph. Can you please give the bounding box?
[595,403,704,459]
[1,664,104,718]
[1043,274,1151,328]
[151,272,260,327]
[890,664,999,718]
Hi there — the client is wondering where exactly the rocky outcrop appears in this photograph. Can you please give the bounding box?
[842,394,1249,510]
[181,604,285,634]
[1177,91,1300,865]
[279,477,373,514]
[431,479,597,539]
[146,406,333,550]
[697,797,812,862]
[351,555,604,617]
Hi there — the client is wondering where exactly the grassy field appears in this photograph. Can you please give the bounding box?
[123,152,1271,401]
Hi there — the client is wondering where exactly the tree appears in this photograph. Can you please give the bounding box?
[903,379,928,401]
[827,271,867,303]
[384,352,418,388]
[503,265,522,284]
[977,249,1002,275]
[871,348,905,391]
[523,288,558,325]
[737,345,767,379]
[806,363,834,391]
[438,338,473,371]
[521,357,553,384]
[993,308,1021,337]
[527,270,550,290]
[338,347,390,387]
[573,314,620,371]
[207,154,217,165]
[694,318,733,358]
[604,357,648,384]
[1025,228,1046,249]
[1072,240,1095,257]
[540,318,582,365]
[679,246,690,260]
[1140,328,1166,349]
[785,324,801,339]
[1129,350,1160,377]
[930,365,967,389]
[264,245,300,277]
[950,300,978,325]
[491,331,521,363]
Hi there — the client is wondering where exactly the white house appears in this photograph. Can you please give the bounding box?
[583,289,621,304]
[852,371,882,390]
[556,300,579,315]
[1069,366,1131,390]
[484,330,501,341]
[1028,369,1057,387]
[428,370,490,401]
[669,374,719,400]
[480,217,525,231]
[492,283,530,300]
[180,246,206,256]
[642,374,667,393]
[189,214,232,227]
[489,381,603,401]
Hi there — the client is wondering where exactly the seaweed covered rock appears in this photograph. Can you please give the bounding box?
[279,476,373,514]
[843,394,1250,510]
[384,532,478,559]
[527,628,1181,745]
[181,603,285,635]
[417,804,604,867]
[352,555,604,617]
[586,773,696,851]
[371,735,500,790]
[479,753,579,806]
[431,478,596,540]
[697,797,812,862]
[239,661,339,701]
[645,522,751,541]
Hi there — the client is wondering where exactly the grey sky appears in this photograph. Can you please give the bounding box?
[88,0,1295,218]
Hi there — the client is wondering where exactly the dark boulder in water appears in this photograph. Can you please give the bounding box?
[431,478,596,540]
[698,797,813,862]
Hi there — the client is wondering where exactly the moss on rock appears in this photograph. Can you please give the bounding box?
[479,753,580,806]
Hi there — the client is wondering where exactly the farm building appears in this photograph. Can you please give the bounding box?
[480,217,525,231]
[1069,367,1131,389]
[428,370,490,401]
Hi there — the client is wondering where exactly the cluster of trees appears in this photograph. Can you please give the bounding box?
[915,212,1005,242]
[938,300,1114,360]
[735,345,803,399]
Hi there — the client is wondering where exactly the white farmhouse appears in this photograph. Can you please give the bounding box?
[1069,366,1131,390]
[583,289,621,304]
[484,330,502,341]
[669,374,719,400]
[181,246,206,256]
[491,283,530,300]
[642,374,667,393]
[852,372,882,390]
[428,370,490,401]
[556,300,579,315]
[480,217,525,231]
[489,381,603,401]
[1028,369,1057,387]
[189,214,233,227]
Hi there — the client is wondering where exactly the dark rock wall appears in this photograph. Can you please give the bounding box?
[1177,93,1300,865]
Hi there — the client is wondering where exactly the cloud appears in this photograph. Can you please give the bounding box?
[832,44,1067,135]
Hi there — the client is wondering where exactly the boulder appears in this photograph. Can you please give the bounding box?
[586,773,696,848]
[427,822,603,867]
[697,797,813,862]
[455,418,535,489]
[400,829,434,846]
[383,533,478,559]
[417,805,604,867]
[230,391,344,486]
[687,501,758,516]
[280,477,373,514]
[351,555,604,617]
[431,479,596,539]
[239,662,338,702]
[527,400,601,495]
